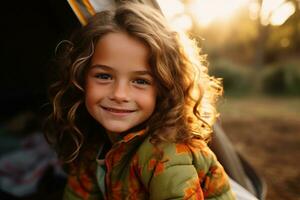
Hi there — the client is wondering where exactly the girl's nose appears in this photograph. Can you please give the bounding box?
[109,80,130,102]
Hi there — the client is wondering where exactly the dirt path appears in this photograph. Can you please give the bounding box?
[219,97,300,200]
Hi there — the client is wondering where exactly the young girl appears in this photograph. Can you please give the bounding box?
[45,2,235,200]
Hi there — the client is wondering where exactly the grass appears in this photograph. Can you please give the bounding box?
[218,95,300,120]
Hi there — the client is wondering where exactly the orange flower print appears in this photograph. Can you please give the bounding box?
[202,174,214,197]
[123,130,145,142]
[184,178,203,200]
[111,144,126,166]
[197,170,206,181]
[203,165,228,196]
[128,178,143,199]
[175,143,190,154]
[68,175,92,200]
[154,161,165,175]
[148,158,157,171]
[148,159,165,176]
[111,181,122,199]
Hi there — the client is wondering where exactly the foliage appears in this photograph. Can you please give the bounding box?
[209,59,253,96]
[260,62,300,96]
[189,1,300,66]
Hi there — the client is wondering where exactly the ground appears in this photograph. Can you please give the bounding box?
[219,96,300,200]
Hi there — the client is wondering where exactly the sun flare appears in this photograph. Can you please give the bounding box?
[187,0,250,27]
[157,0,296,28]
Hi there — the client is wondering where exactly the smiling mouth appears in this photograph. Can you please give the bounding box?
[101,106,136,113]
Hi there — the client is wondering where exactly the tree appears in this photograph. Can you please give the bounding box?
[254,0,299,67]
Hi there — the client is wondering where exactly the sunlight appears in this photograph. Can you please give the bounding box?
[249,1,261,20]
[157,0,296,28]
[171,15,193,31]
[248,0,297,26]
[269,2,296,26]
[260,0,285,25]
[157,0,192,31]
[187,0,250,27]
[157,0,184,19]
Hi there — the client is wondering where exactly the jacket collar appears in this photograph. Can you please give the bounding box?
[122,129,146,143]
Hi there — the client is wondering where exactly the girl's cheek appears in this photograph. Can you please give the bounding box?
[135,87,156,98]
[135,89,157,109]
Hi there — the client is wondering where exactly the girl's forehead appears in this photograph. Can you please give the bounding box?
[95,32,148,53]
[91,32,151,73]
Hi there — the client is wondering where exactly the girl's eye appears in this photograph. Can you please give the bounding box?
[95,73,112,80]
[133,79,151,85]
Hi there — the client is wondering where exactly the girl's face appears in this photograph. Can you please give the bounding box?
[85,32,157,140]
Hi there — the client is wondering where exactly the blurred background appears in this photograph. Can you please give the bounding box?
[156,0,300,199]
[0,0,299,199]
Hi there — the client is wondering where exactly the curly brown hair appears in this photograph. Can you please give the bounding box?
[44,2,222,164]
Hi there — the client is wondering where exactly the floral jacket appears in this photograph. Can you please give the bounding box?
[63,130,236,200]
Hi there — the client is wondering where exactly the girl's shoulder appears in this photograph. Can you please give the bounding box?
[134,135,234,199]
[136,135,220,173]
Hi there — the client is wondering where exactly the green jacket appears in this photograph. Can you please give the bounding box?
[63,130,236,199]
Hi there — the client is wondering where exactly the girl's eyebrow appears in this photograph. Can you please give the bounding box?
[90,64,113,71]
[132,71,152,76]
[90,64,152,76]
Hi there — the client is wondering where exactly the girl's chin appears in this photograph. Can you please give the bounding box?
[101,121,133,134]
[105,126,132,135]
